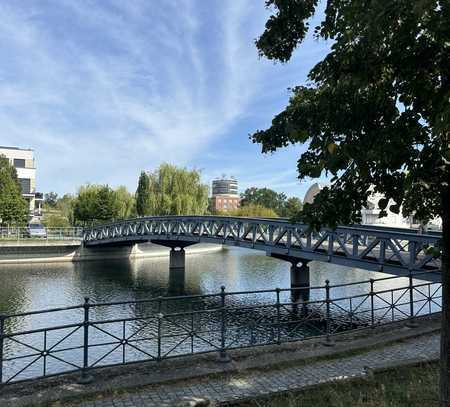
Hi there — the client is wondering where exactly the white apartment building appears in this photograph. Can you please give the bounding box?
[303,182,442,230]
[0,146,43,217]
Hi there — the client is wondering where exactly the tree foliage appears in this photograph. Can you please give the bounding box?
[253,0,449,229]
[240,187,302,217]
[136,171,152,216]
[241,187,287,215]
[55,194,76,226]
[115,185,136,219]
[218,203,278,218]
[44,192,58,208]
[42,213,71,228]
[283,196,303,219]
[137,163,209,216]
[0,155,28,225]
[253,0,450,403]
[73,185,121,225]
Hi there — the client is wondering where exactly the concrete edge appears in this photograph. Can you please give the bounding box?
[0,243,223,264]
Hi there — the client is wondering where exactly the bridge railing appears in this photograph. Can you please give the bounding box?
[0,227,83,242]
[0,272,441,385]
[83,216,442,275]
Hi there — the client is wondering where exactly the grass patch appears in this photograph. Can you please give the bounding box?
[229,362,439,407]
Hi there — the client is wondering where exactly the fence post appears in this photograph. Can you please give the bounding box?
[157,297,162,361]
[323,280,335,346]
[218,286,231,362]
[78,297,93,384]
[276,288,281,344]
[407,270,418,328]
[0,315,4,385]
[370,279,375,328]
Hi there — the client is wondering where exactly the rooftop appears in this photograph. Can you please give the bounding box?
[0,146,34,151]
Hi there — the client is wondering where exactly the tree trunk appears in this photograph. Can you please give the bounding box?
[440,182,450,406]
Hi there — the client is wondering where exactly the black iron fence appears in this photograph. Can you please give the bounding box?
[0,273,442,385]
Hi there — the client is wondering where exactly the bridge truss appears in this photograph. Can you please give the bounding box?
[83,216,442,280]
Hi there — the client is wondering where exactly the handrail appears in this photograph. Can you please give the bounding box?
[0,273,442,385]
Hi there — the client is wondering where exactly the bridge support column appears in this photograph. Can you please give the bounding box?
[290,262,310,315]
[169,248,185,269]
[268,254,311,310]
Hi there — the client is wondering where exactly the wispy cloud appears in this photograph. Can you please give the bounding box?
[0,0,330,197]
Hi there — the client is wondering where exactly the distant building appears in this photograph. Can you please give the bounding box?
[211,176,240,212]
[302,182,442,230]
[0,146,43,218]
[212,177,238,196]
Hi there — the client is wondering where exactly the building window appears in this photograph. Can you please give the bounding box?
[13,158,26,168]
[18,178,31,194]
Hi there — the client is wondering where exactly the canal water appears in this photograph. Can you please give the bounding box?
[0,246,411,315]
[0,247,440,383]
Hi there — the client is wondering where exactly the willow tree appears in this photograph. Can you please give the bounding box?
[144,163,209,216]
[253,1,449,404]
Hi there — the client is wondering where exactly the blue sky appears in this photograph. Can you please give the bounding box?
[0,1,330,199]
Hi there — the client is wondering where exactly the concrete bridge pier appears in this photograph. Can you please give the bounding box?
[150,240,197,295]
[151,240,196,271]
[169,247,185,269]
[166,248,186,295]
[290,261,310,315]
[269,253,310,314]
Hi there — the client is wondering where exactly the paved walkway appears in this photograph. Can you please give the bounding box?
[74,333,439,407]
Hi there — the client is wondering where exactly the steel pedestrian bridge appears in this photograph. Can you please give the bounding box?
[83,216,442,281]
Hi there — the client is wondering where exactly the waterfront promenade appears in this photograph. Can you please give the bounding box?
[0,316,439,406]
[70,332,439,407]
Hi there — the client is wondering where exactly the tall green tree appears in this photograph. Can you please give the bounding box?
[282,197,303,219]
[136,171,151,216]
[56,194,75,226]
[140,163,209,216]
[253,1,449,403]
[73,184,120,225]
[241,187,287,215]
[95,186,121,222]
[115,185,135,219]
[0,155,28,225]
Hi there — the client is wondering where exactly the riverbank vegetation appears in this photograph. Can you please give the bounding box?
[233,362,439,407]
[240,187,301,218]
[135,163,208,216]
[0,155,28,226]
[42,168,305,225]
[217,203,278,218]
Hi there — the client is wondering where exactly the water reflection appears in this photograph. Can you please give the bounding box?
[0,246,440,383]
[0,246,425,315]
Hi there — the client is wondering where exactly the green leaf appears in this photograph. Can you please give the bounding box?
[378,198,388,210]
[389,204,400,214]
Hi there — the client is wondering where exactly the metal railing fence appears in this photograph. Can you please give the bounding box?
[0,272,442,385]
[0,227,83,241]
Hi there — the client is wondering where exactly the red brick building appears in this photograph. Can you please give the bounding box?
[211,177,241,212]
[211,195,241,212]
